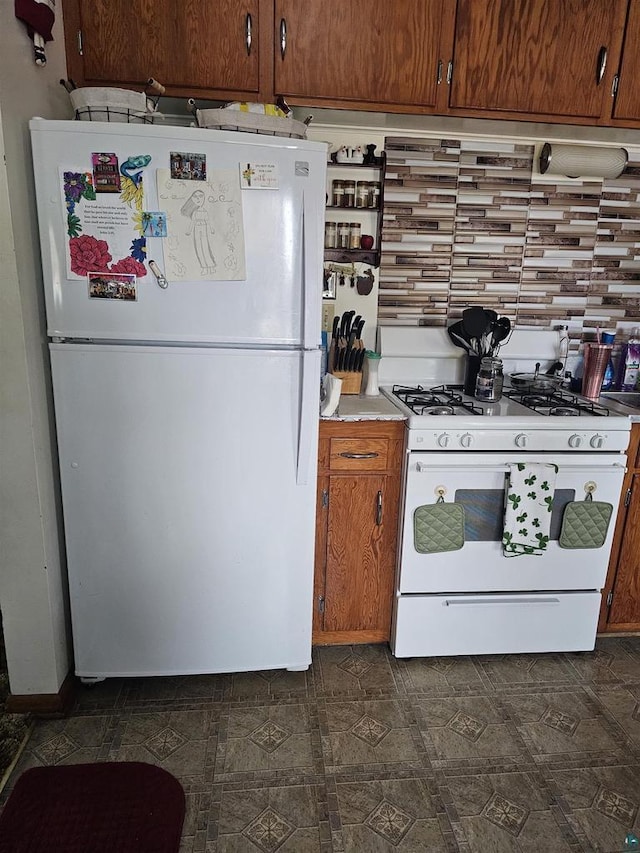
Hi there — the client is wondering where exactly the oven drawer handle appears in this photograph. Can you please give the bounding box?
[340,451,379,459]
[444,597,560,607]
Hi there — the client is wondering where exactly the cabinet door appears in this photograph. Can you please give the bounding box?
[274,0,449,110]
[607,475,640,629]
[67,0,260,96]
[323,475,392,633]
[612,0,640,123]
[450,0,627,119]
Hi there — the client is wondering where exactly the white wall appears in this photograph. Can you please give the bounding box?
[0,6,72,694]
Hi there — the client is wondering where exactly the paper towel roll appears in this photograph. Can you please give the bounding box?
[539,143,628,179]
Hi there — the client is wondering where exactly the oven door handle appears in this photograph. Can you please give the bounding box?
[415,462,626,473]
[444,596,560,607]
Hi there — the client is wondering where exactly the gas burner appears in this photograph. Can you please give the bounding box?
[550,406,579,416]
[391,384,486,416]
[422,405,455,415]
[408,394,446,407]
[504,387,610,417]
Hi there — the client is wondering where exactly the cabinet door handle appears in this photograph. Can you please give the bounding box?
[280,18,287,60]
[446,60,453,85]
[376,490,383,525]
[596,45,607,85]
[436,59,443,84]
[246,13,253,56]
[339,452,379,459]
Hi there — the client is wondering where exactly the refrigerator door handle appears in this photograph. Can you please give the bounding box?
[301,190,322,350]
[296,350,317,486]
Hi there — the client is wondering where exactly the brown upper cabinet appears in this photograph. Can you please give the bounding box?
[273,0,455,114]
[62,0,640,129]
[449,0,628,123]
[63,0,270,101]
[611,0,640,126]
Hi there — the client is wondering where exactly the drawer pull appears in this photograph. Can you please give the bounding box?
[444,597,560,607]
[339,452,379,459]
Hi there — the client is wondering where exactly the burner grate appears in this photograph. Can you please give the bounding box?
[504,387,610,417]
[392,384,485,416]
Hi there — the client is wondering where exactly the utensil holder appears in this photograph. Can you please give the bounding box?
[463,355,481,395]
[331,371,362,395]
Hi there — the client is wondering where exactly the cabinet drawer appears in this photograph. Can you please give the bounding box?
[329,437,389,470]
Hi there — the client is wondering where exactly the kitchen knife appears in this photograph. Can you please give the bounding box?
[354,318,365,339]
[344,310,356,338]
[331,315,339,342]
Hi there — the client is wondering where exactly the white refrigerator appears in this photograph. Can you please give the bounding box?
[29,119,327,679]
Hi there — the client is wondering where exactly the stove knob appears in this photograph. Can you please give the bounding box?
[568,433,583,448]
[460,432,473,448]
[515,433,528,448]
[590,433,604,449]
[437,432,450,448]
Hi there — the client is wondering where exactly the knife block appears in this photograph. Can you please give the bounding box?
[331,370,362,395]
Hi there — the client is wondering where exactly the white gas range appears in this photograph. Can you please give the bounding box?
[378,327,631,658]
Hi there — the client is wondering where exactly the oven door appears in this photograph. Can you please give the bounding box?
[399,452,626,594]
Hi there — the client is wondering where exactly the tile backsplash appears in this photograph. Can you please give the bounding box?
[380,136,640,350]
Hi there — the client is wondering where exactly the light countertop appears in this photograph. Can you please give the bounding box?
[321,393,406,421]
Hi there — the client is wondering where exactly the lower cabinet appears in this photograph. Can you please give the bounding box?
[313,419,405,645]
[599,422,640,632]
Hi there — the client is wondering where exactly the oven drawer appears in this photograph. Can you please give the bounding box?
[329,437,389,471]
[392,591,601,657]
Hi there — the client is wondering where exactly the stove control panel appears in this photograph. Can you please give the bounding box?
[409,428,630,452]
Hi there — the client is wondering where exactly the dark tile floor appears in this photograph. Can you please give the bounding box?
[3,639,640,851]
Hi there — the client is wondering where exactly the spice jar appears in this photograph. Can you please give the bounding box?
[324,221,337,249]
[369,181,381,209]
[331,180,344,207]
[349,222,361,249]
[475,357,504,402]
[355,181,369,208]
[343,180,356,208]
[337,222,350,249]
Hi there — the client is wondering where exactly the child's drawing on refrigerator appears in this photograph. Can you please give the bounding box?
[157,169,246,281]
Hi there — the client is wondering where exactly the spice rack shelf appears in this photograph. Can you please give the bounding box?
[324,153,386,268]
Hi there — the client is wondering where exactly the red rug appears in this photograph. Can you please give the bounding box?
[0,761,185,852]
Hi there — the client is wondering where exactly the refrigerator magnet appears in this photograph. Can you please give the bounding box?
[88,272,137,302]
[141,212,167,237]
[170,151,206,181]
[92,153,121,193]
[240,162,278,189]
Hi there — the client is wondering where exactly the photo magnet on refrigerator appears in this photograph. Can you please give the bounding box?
[170,151,206,181]
[92,153,121,193]
[141,212,168,237]
[87,271,137,301]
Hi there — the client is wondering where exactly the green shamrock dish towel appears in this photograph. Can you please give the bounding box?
[502,463,557,557]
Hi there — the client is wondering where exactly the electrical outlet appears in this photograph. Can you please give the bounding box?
[322,302,335,333]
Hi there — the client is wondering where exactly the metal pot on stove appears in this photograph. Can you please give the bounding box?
[509,361,564,393]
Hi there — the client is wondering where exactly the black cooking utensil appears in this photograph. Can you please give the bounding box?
[491,316,511,350]
[447,320,473,353]
[462,307,491,353]
[354,318,365,339]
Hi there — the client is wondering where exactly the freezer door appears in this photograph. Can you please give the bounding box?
[30,121,325,346]
[50,343,320,677]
